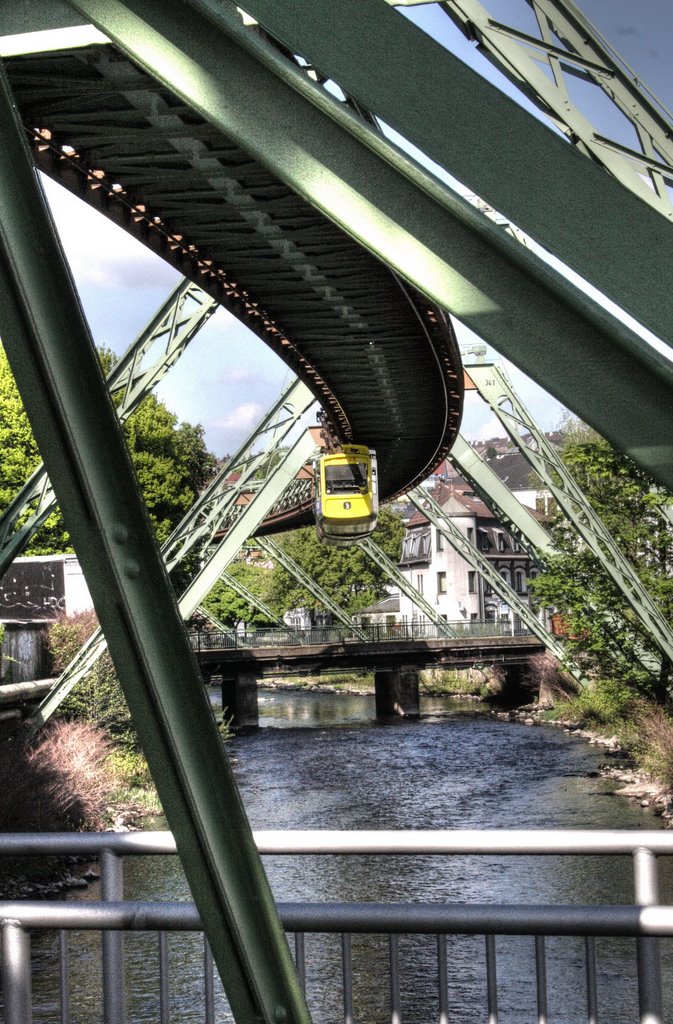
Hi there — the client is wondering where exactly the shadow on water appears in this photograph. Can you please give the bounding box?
[28,687,673,1022]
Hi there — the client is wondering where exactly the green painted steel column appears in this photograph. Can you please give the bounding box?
[0,60,309,1024]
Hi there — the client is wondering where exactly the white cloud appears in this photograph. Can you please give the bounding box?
[214,403,265,432]
[42,175,178,291]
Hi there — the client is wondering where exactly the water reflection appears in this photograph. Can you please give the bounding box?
[29,688,673,1022]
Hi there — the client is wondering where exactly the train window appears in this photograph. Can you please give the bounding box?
[324,461,368,493]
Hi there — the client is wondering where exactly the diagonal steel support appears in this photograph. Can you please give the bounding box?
[231,0,673,341]
[358,537,457,638]
[64,0,673,493]
[467,362,673,667]
[255,536,367,640]
[408,488,580,678]
[0,277,217,578]
[219,570,305,644]
[32,380,316,725]
[449,434,553,562]
[178,430,319,620]
[409,0,673,219]
[0,59,309,1024]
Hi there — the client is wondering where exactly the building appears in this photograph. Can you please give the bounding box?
[398,481,540,624]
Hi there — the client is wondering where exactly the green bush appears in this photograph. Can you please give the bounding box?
[46,611,138,752]
[551,677,640,728]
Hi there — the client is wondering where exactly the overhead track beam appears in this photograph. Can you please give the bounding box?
[0,59,309,1024]
[63,0,673,492]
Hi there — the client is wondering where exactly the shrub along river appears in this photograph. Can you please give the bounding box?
[32,688,673,1022]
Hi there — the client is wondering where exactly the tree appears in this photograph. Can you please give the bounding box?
[202,560,276,630]
[529,434,673,702]
[0,344,217,556]
[267,507,405,618]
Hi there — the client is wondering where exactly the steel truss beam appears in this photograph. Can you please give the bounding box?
[218,570,305,644]
[407,488,578,677]
[0,277,217,579]
[0,60,308,1024]
[64,0,673,493]
[467,362,673,666]
[358,537,457,638]
[33,379,316,725]
[255,536,367,640]
[394,0,673,219]
[449,434,553,562]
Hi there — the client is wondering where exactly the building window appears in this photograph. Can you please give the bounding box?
[477,529,490,551]
[416,574,424,595]
[468,571,477,593]
[497,533,506,552]
[512,538,520,553]
[436,529,444,552]
[467,527,474,543]
[437,571,447,595]
[515,570,525,594]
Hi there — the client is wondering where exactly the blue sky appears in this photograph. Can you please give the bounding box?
[36,2,673,456]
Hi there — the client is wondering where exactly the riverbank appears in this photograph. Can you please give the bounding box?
[500,702,673,823]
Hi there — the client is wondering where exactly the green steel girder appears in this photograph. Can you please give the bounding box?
[399,0,673,219]
[449,434,553,563]
[358,536,457,638]
[0,59,309,1024]
[33,379,316,725]
[467,361,673,666]
[178,430,319,620]
[0,277,216,579]
[408,488,578,676]
[62,0,673,493]
[162,379,315,572]
[255,536,367,640]
[218,570,305,644]
[228,0,673,341]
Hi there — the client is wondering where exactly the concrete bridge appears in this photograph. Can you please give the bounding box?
[191,624,545,727]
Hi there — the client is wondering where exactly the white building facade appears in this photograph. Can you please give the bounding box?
[398,484,539,625]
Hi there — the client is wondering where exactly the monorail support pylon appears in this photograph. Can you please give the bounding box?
[0,59,310,1024]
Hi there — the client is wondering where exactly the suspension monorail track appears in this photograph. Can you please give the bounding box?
[5,37,463,527]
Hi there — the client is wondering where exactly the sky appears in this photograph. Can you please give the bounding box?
[28,1,673,457]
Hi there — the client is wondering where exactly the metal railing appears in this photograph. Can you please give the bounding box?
[1,830,673,1023]
[189,619,534,651]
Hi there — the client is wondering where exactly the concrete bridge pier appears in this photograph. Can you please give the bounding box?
[375,666,420,718]
[220,671,259,729]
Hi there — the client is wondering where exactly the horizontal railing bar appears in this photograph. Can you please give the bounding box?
[253,831,673,856]
[2,830,673,857]
[3,900,673,938]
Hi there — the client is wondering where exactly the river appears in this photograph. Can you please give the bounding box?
[32,689,673,1022]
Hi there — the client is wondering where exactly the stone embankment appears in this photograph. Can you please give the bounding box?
[498,705,673,823]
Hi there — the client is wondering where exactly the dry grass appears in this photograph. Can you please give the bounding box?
[0,720,117,832]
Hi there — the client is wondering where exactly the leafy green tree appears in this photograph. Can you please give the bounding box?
[0,344,216,555]
[202,560,276,629]
[530,434,673,702]
[267,507,405,618]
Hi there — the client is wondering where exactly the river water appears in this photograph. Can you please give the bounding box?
[32,689,673,1022]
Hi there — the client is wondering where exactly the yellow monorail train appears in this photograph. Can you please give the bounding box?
[314,444,378,545]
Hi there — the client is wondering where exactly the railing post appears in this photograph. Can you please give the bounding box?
[101,849,126,1024]
[633,846,663,1024]
[2,920,32,1024]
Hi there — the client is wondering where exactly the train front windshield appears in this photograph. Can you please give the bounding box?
[324,461,369,494]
